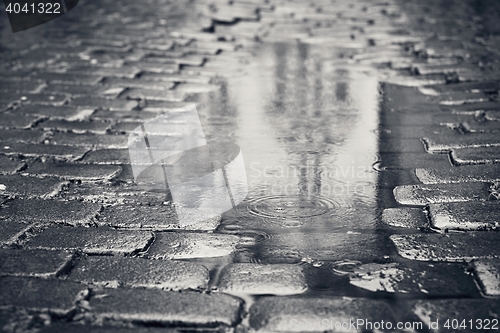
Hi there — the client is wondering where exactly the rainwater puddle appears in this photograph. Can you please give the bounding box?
[196,41,386,296]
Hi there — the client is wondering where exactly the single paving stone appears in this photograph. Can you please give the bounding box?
[423,90,489,103]
[70,97,138,111]
[143,54,205,67]
[18,93,67,106]
[260,233,386,263]
[86,288,242,327]
[390,233,500,261]
[47,132,129,149]
[0,221,32,245]
[451,147,500,165]
[411,63,478,75]
[0,249,74,278]
[69,256,208,290]
[122,88,186,102]
[140,100,192,112]
[67,66,141,79]
[393,182,491,205]
[139,73,212,85]
[146,232,239,259]
[378,138,426,153]
[429,201,500,231]
[31,72,103,85]
[0,175,68,199]
[26,226,153,255]
[462,120,500,133]
[0,276,87,315]
[380,207,429,229]
[0,308,42,333]
[409,299,500,333]
[0,113,40,129]
[0,155,25,175]
[0,199,101,225]
[101,77,175,90]
[0,128,45,144]
[41,83,121,98]
[385,73,447,87]
[249,297,397,332]
[80,149,131,164]
[423,132,500,153]
[218,263,307,295]
[125,61,179,74]
[378,152,451,169]
[39,323,179,333]
[416,165,500,184]
[12,105,84,119]
[0,143,89,160]
[486,110,500,121]
[25,161,121,181]
[441,101,500,113]
[349,262,477,295]
[38,119,111,134]
[111,121,143,134]
[174,83,220,94]
[91,110,157,122]
[98,205,221,231]
[471,259,500,296]
[0,79,43,93]
[426,80,500,93]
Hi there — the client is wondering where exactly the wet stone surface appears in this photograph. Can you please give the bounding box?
[25,161,122,181]
[429,201,500,231]
[1,0,500,329]
[409,299,500,333]
[390,233,500,262]
[145,232,240,259]
[0,155,25,175]
[471,259,500,296]
[349,261,477,295]
[0,276,87,315]
[0,143,90,160]
[0,249,74,278]
[249,297,398,332]
[218,263,307,296]
[451,147,500,165]
[38,324,180,333]
[0,175,69,199]
[69,256,209,290]
[86,288,242,327]
[0,199,101,226]
[393,182,492,206]
[98,204,221,231]
[380,207,429,229]
[416,165,500,184]
[0,221,32,245]
[26,226,153,255]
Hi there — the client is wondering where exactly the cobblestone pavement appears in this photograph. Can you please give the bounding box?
[1,0,500,332]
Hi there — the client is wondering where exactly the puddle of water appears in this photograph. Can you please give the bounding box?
[196,41,383,293]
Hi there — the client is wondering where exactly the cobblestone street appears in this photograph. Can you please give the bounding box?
[1,0,500,332]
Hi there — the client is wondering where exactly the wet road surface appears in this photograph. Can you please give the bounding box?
[1,0,500,331]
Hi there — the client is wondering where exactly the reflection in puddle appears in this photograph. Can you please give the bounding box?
[204,41,381,277]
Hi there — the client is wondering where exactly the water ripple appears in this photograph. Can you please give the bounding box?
[247,195,338,219]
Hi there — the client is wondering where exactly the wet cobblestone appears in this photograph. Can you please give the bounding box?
[1,0,500,330]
